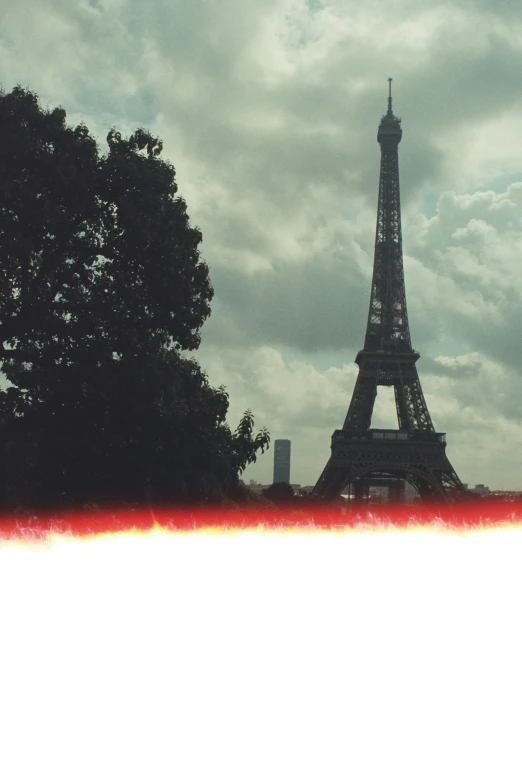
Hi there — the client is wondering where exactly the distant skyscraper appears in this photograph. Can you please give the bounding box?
[273,440,291,484]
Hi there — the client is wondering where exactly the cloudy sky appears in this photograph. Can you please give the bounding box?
[3,0,522,489]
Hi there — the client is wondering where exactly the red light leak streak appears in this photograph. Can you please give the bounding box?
[0,498,521,540]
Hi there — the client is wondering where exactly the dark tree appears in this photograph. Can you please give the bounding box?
[262,482,295,505]
[0,86,269,510]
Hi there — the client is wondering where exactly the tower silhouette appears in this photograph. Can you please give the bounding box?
[273,439,291,484]
[314,81,465,501]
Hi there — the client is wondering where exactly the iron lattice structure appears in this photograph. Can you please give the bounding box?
[314,82,466,501]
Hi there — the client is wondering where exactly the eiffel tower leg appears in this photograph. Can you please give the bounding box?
[343,376,377,430]
[395,367,434,431]
[314,432,466,501]
[353,480,367,501]
[314,460,352,499]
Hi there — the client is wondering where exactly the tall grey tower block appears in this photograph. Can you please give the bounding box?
[273,440,291,484]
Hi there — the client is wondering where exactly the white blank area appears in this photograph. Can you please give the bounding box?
[0,527,521,783]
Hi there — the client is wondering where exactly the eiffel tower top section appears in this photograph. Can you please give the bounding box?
[378,77,402,142]
[364,78,411,354]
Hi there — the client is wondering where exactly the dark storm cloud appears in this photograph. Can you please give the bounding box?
[204,244,371,354]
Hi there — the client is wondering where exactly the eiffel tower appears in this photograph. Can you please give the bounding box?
[314,81,466,501]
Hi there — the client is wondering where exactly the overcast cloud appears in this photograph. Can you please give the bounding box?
[2,0,522,488]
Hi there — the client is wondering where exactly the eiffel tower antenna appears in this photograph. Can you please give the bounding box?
[313,82,466,502]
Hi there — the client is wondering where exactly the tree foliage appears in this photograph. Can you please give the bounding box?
[262,482,295,505]
[0,86,269,510]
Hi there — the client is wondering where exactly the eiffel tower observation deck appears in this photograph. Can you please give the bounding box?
[314,81,466,501]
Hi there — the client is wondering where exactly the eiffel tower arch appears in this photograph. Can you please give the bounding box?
[314,81,466,502]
